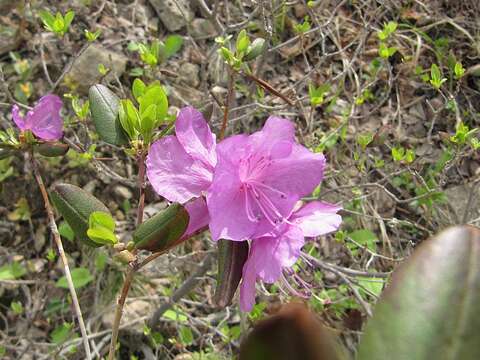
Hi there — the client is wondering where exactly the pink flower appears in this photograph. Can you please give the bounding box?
[146,106,216,204]
[239,201,342,312]
[12,94,63,141]
[207,117,326,242]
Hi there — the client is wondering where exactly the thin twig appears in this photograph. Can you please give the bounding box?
[51,43,91,92]
[220,69,235,140]
[30,152,92,359]
[241,71,294,106]
[107,265,135,360]
[136,150,147,226]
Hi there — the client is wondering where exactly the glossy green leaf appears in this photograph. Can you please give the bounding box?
[34,142,69,157]
[50,183,110,247]
[214,239,249,307]
[357,226,480,360]
[133,203,189,252]
[89,84,128,145]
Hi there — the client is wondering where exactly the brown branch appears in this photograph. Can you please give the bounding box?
[107,265,135,360]
[241,71,294,106]
[136,150,147,226]
[220,69,236,140]
[30,152,92,359]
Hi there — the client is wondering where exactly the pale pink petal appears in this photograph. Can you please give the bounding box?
[262,144,325,198]
[240,251,257,312]
[146,136,213,203]
[207,135,261,241]
[175,106,216,168]
[255,226,304,283]
[28,95,63,140]
[250,116,295,150]
[183,197,209,238]
[206,171,256,241]
[292,201,342,237]
[11,105,26,130]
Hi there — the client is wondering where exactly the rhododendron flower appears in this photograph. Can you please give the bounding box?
[239,201,342,312]
[12,94,63,141]
[207,117,326,241]
[146,106,216,204]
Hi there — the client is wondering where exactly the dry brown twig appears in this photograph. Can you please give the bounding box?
[30,152,92,359]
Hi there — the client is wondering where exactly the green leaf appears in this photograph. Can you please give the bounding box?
[11,301,23,315]
[244,38,266,61]
[0,262,26,280]
[89,84,129,145]
[348,229,377,254]
[214,240,249,307]
[56,267,93,289]
[87,211,117,245]
[119,99,140,139]
[50,183,111,247]
[164,35,184,58]
[133,203,189,252]
[39,10,55,30]
[87,228,117,245]
[132,78,146,100]
[163,308,188,323]
[358,226,480,360]
[179,326,194,345]
[236,29,250,56]
[34,142,69,157]
[454,61,465,79]
[357,133,374,150]
[63,10,75,31]
[139,85,168,121]
[89,211,115,232]
[59,221,75,242]
[51,323,75,344]
[139,104,157,142]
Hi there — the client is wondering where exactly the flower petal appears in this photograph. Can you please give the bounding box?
[240,251,258,312]
[262,144,326,198]
[28,95,63,140]
[207,135,261,241]
[251,116,295,147]
[183,197,209,238]
[292,201,342,237]
[11,105,26,131]
[146,136,213,203]
[206,171,255,241]
[175,106,216,168]
[254,226,304,283]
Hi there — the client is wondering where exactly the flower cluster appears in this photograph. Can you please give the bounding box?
[146,107,342,311]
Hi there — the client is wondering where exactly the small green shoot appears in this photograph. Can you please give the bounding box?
[39,9,75,36]
[429,64,447,89]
